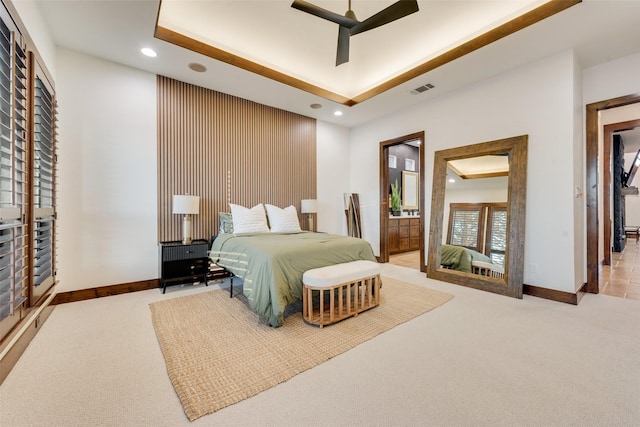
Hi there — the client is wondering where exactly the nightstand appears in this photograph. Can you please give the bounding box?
[159,239,209,293]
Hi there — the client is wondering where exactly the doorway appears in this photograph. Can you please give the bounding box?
[585,93,640,293]
[379,131,426,271]
[602,119,640,266]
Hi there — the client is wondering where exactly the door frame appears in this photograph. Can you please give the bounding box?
[585,93,640,293]
[379,131,426,271]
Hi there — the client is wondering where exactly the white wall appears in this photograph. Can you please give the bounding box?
[584,53,640,269]
[316,121,351,235]
[583,52,640,105]
[350,50,579,292]
[56,48,158,291]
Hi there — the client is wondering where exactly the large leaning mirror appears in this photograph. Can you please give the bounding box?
[427,135,527,298]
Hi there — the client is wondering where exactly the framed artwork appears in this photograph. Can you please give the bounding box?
[389,154,397,168]
[405,158,415,171]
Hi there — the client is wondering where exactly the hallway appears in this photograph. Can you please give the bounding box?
[600,238,640,300]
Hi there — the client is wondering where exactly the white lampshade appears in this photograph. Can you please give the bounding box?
[301,199,317,214]
[173,195,200,215]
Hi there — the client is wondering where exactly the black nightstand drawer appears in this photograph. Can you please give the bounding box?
[158,239,210,293]
[162,242,208,261]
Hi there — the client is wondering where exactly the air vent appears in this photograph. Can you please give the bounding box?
[410,83,435,95]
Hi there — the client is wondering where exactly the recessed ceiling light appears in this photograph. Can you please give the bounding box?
[334,111,343,116]
[141,48,157,57]
[310,103,322,109]
[448,178,456,183]
[188,62,207,72]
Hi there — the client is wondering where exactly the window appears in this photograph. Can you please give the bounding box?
[0,9,29,326]
[31,70,56,304]
[485,205,507,265]
[447,204,485,253]
[0,3,57,339]
[447,202,507,266]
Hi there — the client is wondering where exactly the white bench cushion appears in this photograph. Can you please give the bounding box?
[303,260,380,288]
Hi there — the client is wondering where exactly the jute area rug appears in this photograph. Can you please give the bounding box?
[149,277,453,421]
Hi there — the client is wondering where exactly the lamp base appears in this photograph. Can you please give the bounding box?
[182,215,192,244]
[307,214,314,232]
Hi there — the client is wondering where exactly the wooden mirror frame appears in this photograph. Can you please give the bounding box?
[426,135,528,298]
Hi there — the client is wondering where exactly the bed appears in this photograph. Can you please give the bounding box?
[440,244,493,273]
[209,231,377,327]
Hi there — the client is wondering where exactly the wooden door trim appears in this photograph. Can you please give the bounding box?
[586,93,640,293]
[379,131,426,271]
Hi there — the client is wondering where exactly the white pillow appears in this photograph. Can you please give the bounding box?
[229,203,270,233]
[265,204,302,233]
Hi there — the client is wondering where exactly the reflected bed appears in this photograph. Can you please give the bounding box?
[440,243,492,273]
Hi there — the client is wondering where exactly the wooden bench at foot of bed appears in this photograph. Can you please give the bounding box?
[302,260,381,328]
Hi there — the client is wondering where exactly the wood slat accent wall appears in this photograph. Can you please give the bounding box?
[157,76,317,242]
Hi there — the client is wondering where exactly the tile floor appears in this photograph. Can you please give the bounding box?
[600,238,640,300]
[390,247,640,300]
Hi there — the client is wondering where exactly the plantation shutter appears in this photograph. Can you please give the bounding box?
[0,12,28,325]
[448,204,485,252]
[487,207,507,266]
[31,66,56,304]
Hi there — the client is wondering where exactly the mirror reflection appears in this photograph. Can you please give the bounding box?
[427,136,527,299]
[440,155,509,278]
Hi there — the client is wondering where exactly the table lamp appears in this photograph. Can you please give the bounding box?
[301,199,317,231]
[173,195,200,244]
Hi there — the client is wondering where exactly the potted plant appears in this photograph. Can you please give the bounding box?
[390,178,402,216]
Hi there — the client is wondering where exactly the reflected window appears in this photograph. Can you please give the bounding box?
[448,204,484,251]
[447,202,507,265]
[486,207,507,265]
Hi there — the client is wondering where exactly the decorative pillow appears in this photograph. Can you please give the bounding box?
[265,204,302,233]
[218,212,234,234]
[229,203,270,233]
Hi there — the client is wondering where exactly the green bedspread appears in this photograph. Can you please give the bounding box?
[210,232,377,327]
[440,244,492,273]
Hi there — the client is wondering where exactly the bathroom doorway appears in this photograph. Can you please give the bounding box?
[379,131,425,271]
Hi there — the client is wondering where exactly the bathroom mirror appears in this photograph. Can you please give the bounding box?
[426,135,527,298]
[402,171,419,210]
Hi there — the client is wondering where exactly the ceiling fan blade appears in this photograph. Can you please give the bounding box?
[291,0,359,28]
[350,0,419,36]
[336,25,350,66]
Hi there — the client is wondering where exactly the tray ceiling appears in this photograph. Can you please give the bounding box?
[156,0,573,105]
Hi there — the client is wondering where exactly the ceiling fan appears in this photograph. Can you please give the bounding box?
[291,0,419,66]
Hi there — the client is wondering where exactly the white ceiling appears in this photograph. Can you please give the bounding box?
[33,0,640,128]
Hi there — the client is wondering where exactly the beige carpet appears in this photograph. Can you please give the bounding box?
[149,277,453,421]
